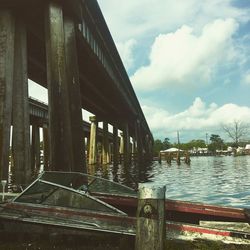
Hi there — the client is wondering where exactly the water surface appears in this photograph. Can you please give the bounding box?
[95,155,250,208]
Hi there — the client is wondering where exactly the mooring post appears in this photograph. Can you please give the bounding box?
[135,184,166,250]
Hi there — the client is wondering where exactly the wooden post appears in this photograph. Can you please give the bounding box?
[64,16,86,173]
[112,125,119,166]
[0,10,15,181]
[135,120,143,163]
[135,184,166,250]
[88,116,98,165]
[158,152,161,164]
[12,16,31,186]
[31,124,40,173]
[102,121,109,164]
[42,125,49,170]
[123,123,130,166]
[45,1,74,171]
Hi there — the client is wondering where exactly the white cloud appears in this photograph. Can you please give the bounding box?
[131,19,239,91]
[116,39,137,70]
[143,97,250,140]
[98,0,249,43]
[242,71,250,86]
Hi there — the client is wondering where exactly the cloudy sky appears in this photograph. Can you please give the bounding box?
[96,0,250,143]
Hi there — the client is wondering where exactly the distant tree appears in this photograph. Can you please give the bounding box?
[208,134,225,152]
[189,139,206,149]
[153,139,164,156]
[222,120,249,147]
[162,137,171,150]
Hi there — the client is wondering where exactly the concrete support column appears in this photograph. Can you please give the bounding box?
[112,125,119,166]
[88,116,98,165]
[64,16,86,173]
[123,123,130,165]
[135,120,143,162]
[0,10,15,181]
[119,132,124,154]
[12,16,31,186]
[45,1,73,171]
[42,125,49,170]
[102,121,109,164]
[31,124,40,173]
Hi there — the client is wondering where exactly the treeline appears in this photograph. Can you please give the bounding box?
[153,134,250,156]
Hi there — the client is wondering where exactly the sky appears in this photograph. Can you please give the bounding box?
[29,0,250,144]
[95,0,250,143]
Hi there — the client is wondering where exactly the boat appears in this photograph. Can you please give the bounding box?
[0,171,250,247]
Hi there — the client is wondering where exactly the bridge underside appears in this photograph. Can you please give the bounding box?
[0,0,153,186]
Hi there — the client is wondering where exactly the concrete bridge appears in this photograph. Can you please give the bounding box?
[0,0,153,186]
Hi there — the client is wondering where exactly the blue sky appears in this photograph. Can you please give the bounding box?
[96,0,250,143]
[29,1,250,144]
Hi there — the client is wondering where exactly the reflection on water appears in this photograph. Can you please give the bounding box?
[2,156,250,249]
[91,155,250,208]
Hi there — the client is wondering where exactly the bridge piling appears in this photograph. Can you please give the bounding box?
[12,16,31,186]
[45,1,74,171]
[88,116,98,165]
[42,125,49,170]
[112,125,119,166]
[101,121,109,164]
[64,16,86,173]
[31,124,40,173]
[0,10,15,182]
[123,123,131,166]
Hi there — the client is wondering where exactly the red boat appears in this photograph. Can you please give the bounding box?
[0,171,250,246]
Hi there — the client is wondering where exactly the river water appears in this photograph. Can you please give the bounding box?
[93,155,250,208]
[1,155,250,249]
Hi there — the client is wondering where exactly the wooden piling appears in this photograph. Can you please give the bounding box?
[42,125,49,170]
[135,184,166,250]
[64,16,86,173]
[0,10,15,181]
[123,123,130,165]
[88,116,98,165]
[31,124,40,173]
[12,16,31,186]
[112,125,119,166]
[45,1,74,171]
[102,121,109,164]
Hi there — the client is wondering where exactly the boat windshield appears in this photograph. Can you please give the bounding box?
[12,171,136,215]
[40,171,137,197]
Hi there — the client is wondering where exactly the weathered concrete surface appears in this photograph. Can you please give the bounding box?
[0,10,15,181]
[12,16,31,186]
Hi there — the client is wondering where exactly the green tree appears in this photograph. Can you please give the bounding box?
[162,137,171,150]
[153,139,163,156]
[208,134,225,152]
